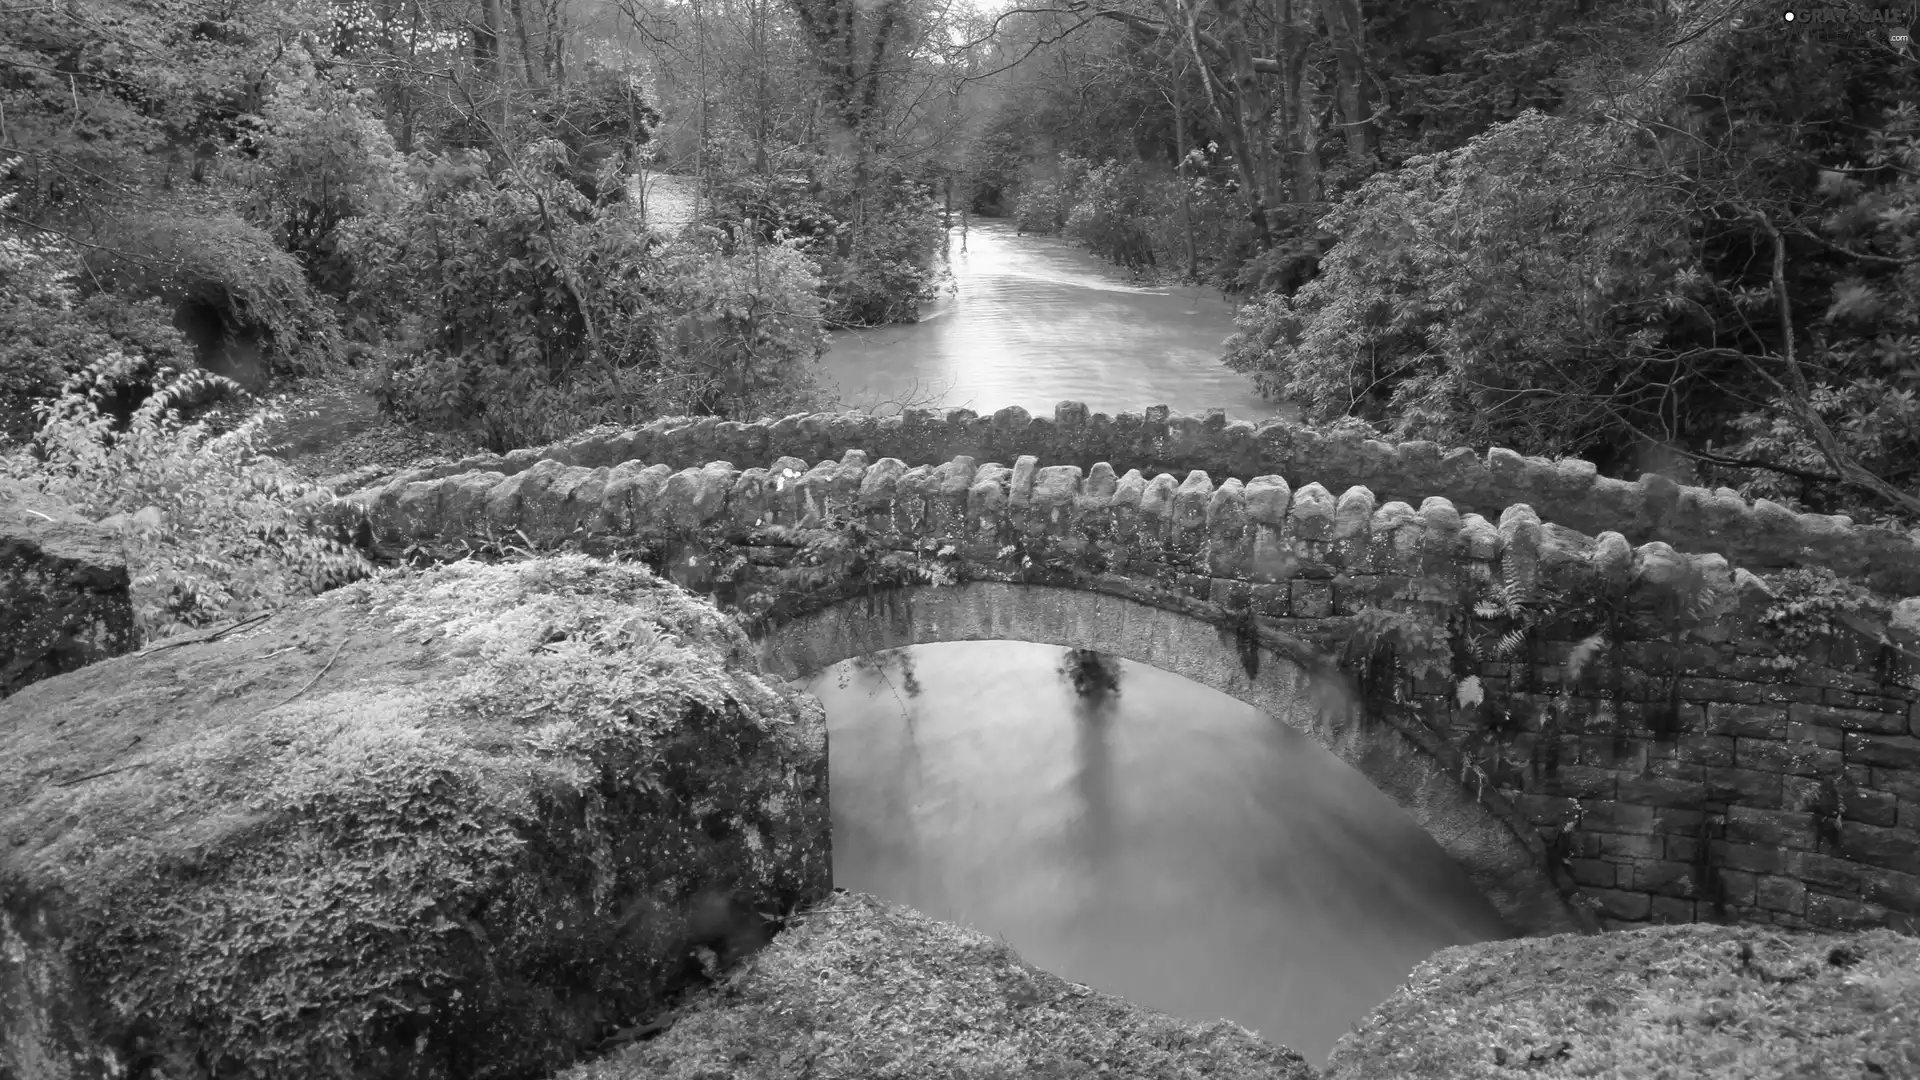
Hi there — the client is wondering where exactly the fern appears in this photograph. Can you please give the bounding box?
[1565,631,1609,683]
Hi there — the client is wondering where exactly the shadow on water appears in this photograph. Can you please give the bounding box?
[811,639,1511,1065]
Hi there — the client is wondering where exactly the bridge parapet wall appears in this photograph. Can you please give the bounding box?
[327,445,1920,938]
[332,402,1920,594]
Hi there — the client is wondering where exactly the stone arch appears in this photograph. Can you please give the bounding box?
[752,580,1590,938]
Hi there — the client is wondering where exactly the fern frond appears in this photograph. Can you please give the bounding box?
[1565,632,1608,682]
[1494,627,1529,659]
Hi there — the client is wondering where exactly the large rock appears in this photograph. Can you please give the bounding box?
[0,479,135,699]
[557,890,1319,1080]
[1327,923,1920,1078]
[0,554,831,1080]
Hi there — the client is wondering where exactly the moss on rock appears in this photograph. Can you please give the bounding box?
[1326,922,1920,1079]
[558,889,1318,1080]
[0,554,831,1079]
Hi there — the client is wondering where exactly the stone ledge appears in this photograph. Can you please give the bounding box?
[341,404,1920,593]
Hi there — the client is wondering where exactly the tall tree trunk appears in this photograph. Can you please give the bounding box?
[472,0,503,77]
[510,0,542,88]
[1317,0,1371,161]
[1170,75,1197,279]
[1277,0,1321,209]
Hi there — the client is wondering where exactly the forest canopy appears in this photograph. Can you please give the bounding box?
[2,0,1916,526]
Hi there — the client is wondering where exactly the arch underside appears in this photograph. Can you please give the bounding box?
[754,581,1586,938]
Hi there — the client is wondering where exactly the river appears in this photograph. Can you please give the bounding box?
[810,222,1509,1065]
[818,220,1292,421]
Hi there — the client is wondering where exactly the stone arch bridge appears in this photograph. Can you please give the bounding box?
[324,403,1920,941]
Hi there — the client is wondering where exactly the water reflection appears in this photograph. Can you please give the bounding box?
[814,640,1509,1064]
[821,221,1291,421]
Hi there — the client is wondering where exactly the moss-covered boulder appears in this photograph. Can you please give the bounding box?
[1327,923,1920,1078]
[558,890,1319,1080]
[0,555,831,1080]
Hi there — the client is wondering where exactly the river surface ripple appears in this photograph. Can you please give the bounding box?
[812,225,1507,1066]
[820,220,1289,421]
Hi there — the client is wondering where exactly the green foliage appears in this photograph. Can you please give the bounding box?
[352,141,835,452]
[530,62,663,207]
[347,145,661,451]
[0,189,208,444]
[225,58,411,313]
[1009,155,1088,236]
[4,353,371,642]
[1063,160,1158,271]
[86,210,346,379]
[1226,22,1920,522]
[0,0,313,218]
[1756,567,1896,660]
[817,168,946,328]
[1223,110,1676,458]
[647,229,831,417]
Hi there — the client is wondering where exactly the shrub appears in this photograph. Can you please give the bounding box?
[1063,160,1158,270]
[5,353,371,643]
[346,143,665,452]
[85,210,346,380]
[1221,110,1674,458]
[0,179,217,445]
[645,229,831,418]
[227,60,410,317]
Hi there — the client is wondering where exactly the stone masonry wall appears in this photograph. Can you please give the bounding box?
[325,444,1920,937]
[324,403,1920,594]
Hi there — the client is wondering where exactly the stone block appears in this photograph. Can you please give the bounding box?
[1836,821,1920,875]
[1787,850,1872,895]
[1650,896,1697,924]
[1543,765,1619,800]
[1842,786,1901,828]
[1632,860,1700,898]
[1597,833,1662,861]
[1290,580,1333,618]
[1806,893,1888,931]
[1716,842,1786,876]
[1703,766,1784,809]
[1568,858,1615,888]
[1715,868,1758,908]
[1845,733,1920,770]
[1616,775,1709,810]
[1676,734,1735,768]
[1582,801,1656,834]
[1726,806,1819,851]
[1706,703,1789,739]
[1587,888,1653,921]
[1791,703,1907,737]
[1736,737,1842,777]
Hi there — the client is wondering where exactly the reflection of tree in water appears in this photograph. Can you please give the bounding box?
[1060,648,1121,874]
[1057,648,1121,702]
[838,647,922,724]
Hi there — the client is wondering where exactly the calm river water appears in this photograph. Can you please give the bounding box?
[810,224,1509,1064]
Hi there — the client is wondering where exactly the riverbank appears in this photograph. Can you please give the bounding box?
[552,889,1919,1080]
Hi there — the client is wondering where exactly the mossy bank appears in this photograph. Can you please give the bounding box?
[0,555,831,1079]
[1326,923,1919,1079]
